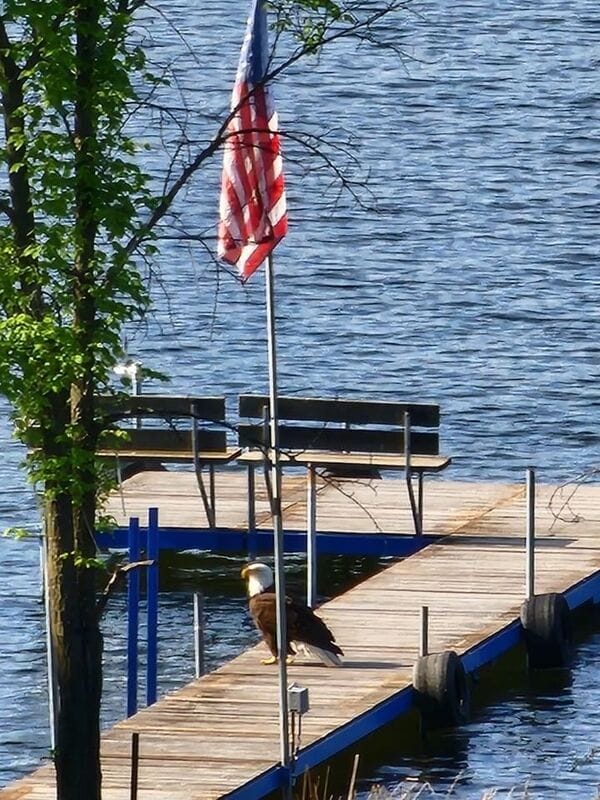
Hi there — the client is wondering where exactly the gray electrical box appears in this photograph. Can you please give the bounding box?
[287,683,309,715]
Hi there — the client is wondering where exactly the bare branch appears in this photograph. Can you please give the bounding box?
[548,467,600,531]
[122,0,408,259]
[96,558,155,620]
[127,0,149,12]
[279,127,376,211]
[0,19,46,316]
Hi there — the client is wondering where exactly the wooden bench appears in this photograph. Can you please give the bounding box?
[237,394,451,555]
[99,395,240,527]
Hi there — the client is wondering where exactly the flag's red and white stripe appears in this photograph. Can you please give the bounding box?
[218,0,288,281]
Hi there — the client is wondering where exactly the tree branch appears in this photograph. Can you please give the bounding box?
[0,197,13,221]
[121,0,407,260]
[0,19,45,317]
[96,558,154,620]
[23,10,70,74]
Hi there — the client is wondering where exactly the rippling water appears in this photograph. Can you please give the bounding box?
[355,620,600,799]
[1,0,599,793]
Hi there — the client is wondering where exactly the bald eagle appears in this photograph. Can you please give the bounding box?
[241,562,343,667]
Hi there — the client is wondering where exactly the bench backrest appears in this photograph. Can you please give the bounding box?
[100,395,228,452]
[238,395,441,455]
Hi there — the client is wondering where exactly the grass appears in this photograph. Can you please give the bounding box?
[294,758,537,800]
[295,748,600,799]
[297,776,535,799]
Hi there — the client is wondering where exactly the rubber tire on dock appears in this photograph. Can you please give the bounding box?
[412,650,470,727]
[520,592,572,669]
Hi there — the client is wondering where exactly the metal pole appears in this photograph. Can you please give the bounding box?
[247,464,256,560]
[419,605,429,657]
[526,467,536,600]
[193,592,205,678]
[247,463,256,532]
[191,402,215,528]
[38,534,45,600]
[146,508,159,707]
[127,517,140,717]
[42,526,58,750]
[404,411,422,536]
[209,465,216,525]
[307,465,317,608]
[132,363,142,430]
[265,254,291,780]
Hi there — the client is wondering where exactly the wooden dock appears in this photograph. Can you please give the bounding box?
[104,469,539,536]
[3,476,600,799]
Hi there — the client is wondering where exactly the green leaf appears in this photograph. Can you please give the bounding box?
[1,527,36,541]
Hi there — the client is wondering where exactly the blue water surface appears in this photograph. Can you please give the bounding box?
[1,0,599,793]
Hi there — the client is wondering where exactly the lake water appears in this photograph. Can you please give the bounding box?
[1,0,599,795]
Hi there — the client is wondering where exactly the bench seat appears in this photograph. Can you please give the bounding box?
[100,395,238,526]
[97,446,241,464]
[237,449,450,472]
[238,392,451,537]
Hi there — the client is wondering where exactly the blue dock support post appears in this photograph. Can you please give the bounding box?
[146,507,159,706]
[127,517,141,717]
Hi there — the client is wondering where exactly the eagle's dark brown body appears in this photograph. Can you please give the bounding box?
[249,591,343,664]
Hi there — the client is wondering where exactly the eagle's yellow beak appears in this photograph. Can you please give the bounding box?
[240,565,250,579]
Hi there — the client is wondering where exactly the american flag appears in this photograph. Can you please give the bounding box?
[217,0,288,281]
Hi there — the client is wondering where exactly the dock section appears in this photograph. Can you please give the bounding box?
[2,479,600,799]
[106,470,527,534]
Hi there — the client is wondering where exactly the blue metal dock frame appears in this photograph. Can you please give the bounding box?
[97,525,438,558]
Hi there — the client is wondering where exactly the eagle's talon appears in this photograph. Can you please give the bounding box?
[261,656,277,665]
[286,656,295,665]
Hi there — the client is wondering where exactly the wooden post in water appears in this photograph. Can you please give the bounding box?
[526,467,536,599]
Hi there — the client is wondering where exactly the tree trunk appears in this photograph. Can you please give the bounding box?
[45,1,107,795]
[46,492,103,800]
[43,385,103,800]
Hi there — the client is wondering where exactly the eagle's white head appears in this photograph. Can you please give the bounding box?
[241,562,274,597]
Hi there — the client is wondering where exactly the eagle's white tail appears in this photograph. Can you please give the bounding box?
[295,643,342,667]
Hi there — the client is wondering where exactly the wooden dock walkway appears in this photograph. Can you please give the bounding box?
[104,469,537,536]
[3,477,600,799]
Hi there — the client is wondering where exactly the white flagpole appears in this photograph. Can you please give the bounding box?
[264,252,291,776]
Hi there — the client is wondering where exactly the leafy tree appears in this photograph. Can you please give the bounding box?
[0,1,406,797]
